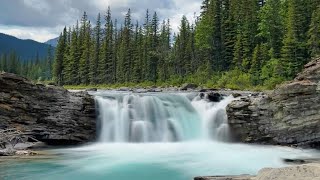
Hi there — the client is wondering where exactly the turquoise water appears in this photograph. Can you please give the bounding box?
[0,142,314,180]
[1,92,316,179]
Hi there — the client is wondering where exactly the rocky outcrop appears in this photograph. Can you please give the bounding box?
[181,83,198,91]
[227,57,320,148]
[0,72,96,146]
[195,163,320,180]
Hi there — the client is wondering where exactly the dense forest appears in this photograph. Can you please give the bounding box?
[0,47,53,81]
[1,0,320,90]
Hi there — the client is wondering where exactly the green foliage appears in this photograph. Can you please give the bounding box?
[308,6,320,58]
[215,69,252,90]
[47,1,319,91]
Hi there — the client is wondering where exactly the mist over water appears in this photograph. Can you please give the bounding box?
[1,91,317,180]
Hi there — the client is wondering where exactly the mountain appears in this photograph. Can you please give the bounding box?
[45,37,59,47]
[0,33,53,60]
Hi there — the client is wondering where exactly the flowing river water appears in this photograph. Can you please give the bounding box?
[0,91,317,180]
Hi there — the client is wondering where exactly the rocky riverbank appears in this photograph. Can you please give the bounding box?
[227,57,320,149]
[0,72,96,154]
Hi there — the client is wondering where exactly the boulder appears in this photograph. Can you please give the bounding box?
[85,88,98,92]
[181,83,198,91]
[0,72,96,146]
[207,93,224,102]
[232,93,242,98]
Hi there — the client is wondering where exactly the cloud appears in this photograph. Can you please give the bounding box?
[0,0,202,42]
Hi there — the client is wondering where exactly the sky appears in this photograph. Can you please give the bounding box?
[0,0,202,43]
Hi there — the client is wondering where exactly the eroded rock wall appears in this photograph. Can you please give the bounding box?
[0,73,96,146]
[227,58,320,148]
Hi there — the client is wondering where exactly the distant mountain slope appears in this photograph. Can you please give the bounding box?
[0,33,53,60]
[45,37,59,47]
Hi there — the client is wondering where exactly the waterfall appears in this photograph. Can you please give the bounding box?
[94,92,234,143]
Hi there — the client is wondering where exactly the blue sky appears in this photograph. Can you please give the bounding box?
[0,0,202,42]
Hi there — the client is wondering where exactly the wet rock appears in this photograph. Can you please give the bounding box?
[85,88,97,92]
[117,87,132,91]
[15,150,38,156]
[199,88,219,92]
[0,148,15,156]
[181,83,198,91]
[283,158,306,164]
[0,72,96,147]
[232,93,242,98]
[207,93,224,102]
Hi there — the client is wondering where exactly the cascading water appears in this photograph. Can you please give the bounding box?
[2,91,318,180]
[95,92,234,143]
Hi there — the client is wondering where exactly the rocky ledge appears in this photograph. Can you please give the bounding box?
[0,72,96,149]
[195,163,320,180]
[227,57,320,148]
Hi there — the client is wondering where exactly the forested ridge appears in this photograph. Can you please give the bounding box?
[1,0,320,90]
[0,46,54,81]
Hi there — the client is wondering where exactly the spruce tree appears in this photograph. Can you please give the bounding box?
[91,13,101,84]
[53,28,67,86]
[308,6,320,58]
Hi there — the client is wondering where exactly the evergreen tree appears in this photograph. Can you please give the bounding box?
[91,13,102,84]
[46,45,53,80]
[258,0,283,58]
[281,0,311,78]
[79,20,91,85]
[308,6,320,58]
[53,28,67,86]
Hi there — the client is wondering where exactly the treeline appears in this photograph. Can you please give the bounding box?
[0,47,53,81]
[53,0,320,89]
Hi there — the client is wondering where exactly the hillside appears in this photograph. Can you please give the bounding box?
[45,37,59,47]
[0,33,53,60]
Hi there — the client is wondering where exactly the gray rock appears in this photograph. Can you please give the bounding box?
[0,72,96,146]
[181,83,198,91]
[227,57,320,149]
[195,163,320,180]
[207,93,224,102]
[85,88,97,92]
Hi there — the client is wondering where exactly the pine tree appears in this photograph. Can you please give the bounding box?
[79,13,91,85]
[132,22,141,83]
[91,13,101,84]
[308,6,320,58]
[143,9,152,81]
[281,0,311,78]
[122,9,133,82]
[46,45,53,80]
[148,12,159,83]
[258,0,283,58]
[53,27,67,86]
[221,0,236,70]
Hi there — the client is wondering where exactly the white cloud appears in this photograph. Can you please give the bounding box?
[0,25,62,42]
[23,0,50,13]
[0,0,202,42]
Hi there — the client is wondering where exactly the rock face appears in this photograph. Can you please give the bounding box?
[227,57,320,148]
[0,73,96,146]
